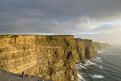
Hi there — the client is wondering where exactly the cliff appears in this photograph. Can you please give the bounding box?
[93,42,111,52]
[75,38,95,63]
[0,35,97,81]
[35,35,79,81]
[0,35,79,81]
[92,42,102,52]
[100,43,111,48]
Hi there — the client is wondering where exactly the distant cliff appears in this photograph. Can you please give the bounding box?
[93,42,111,52]
[0,35,104,81]
[100,43,111,48]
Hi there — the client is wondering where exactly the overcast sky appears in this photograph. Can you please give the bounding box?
[0,0,121,45]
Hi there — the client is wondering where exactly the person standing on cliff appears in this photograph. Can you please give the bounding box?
[20,71,24,77]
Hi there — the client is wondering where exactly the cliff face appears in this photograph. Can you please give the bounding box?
[92,42,102,52]
[0,35,79,81]
[75,38,85,63]
[75,38,95,63]
[83,39,95,59]
[93,42,111,52]
[100,43,111,48]
[0,35,97,81]
[0,35,37,74]
[35,35,79,81]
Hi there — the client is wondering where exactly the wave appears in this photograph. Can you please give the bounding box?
[89,74,104,79]
[97,50,104,54]
[77,46,121,81]
[94,56,102,63]
[99,65,103,69]
[76,63,87,70]
[84,59,96,67]
[77,73,86,81]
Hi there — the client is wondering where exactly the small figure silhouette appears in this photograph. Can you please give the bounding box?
[26,74,28,77]
[20,71,24,77]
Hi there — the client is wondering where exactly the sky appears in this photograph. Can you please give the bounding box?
[0,0,121,45]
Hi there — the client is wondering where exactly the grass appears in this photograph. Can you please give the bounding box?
[0,35,19,38]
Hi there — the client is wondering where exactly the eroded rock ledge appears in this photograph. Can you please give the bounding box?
[0,35,110,81]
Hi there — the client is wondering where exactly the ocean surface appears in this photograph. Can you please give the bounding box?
[77,45,121,81]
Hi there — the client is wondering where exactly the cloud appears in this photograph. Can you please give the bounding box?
[1,0,121,20]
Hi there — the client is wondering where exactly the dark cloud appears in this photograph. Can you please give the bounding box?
[1,0,121,19]
[0,0,121,34]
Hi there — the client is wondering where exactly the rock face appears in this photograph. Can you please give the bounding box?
[1,35,109,81]
[100,43,111,48]
[75,38,95,63]
[0,35,99,81]
[93,42,111,52]
[92,42,103,52]
[0,35,37,74]
[35,35,79,81]
[0,35,80,81]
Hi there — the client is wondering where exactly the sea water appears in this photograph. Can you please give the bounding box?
[77,46,121,81]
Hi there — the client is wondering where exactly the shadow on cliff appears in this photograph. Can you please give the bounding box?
[85,47,90,59]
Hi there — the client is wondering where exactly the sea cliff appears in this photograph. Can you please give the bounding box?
[75,38,94,63]
[0,35,109,81]
[0,35,79,81]
[92,42,111,52]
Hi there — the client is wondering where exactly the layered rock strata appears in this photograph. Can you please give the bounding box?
[0,35,80,81]
[0,35,102,81]
[75,38,95,63]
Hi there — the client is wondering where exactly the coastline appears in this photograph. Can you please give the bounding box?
[0,35,110,81]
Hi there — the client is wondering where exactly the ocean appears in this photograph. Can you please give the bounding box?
[77,46,121,81]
